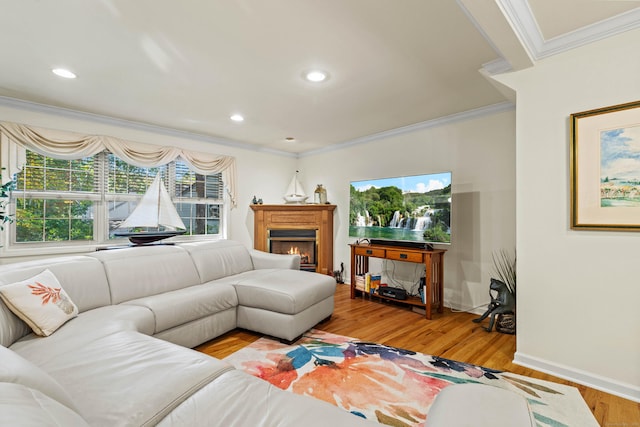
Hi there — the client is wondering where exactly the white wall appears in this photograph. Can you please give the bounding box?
[495,28,640,401]
[0,101,297,253]
[298,108,516,312]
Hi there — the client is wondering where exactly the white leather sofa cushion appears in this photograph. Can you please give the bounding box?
[90,245,201,304]
[231,269,336,314]
[157,370,375,427]
[180,240,255,282]
[10,305,155,365]
[123,282,238,333]
[237,296,334,342]
[153,307,237,348]
[0,345,78,412]
[0,297,31,348]
[425,384,536,427]
[0,256,111,312]
[0,256,111,347]
[0,382,89,427]
[28,330,234,427]
[248,248,300,270]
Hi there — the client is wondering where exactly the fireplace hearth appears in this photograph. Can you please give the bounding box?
[269,229,317,271]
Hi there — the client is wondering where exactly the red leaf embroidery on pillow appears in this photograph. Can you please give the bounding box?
[28,282,61,305]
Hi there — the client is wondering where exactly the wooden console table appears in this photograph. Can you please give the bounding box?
[349,243,446,319]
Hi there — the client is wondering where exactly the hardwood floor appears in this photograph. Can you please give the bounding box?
[197,283,639,426]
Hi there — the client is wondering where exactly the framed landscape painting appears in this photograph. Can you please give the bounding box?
[571,100,640,230]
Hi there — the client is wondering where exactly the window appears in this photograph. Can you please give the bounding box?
[14,152,98,243]
[173,161,223,236]
[10,150,225,248]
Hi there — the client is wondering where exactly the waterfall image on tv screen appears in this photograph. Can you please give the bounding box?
[349,172,451,245]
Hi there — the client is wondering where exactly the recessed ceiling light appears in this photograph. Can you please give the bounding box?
[285,137,296,142]
[230,114,244,122]
[52,68,77,79]
[304,70,328,83]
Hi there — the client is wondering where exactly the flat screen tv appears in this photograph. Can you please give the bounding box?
[349,172,451,248]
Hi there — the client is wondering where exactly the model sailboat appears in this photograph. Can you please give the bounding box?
[113,174,187,245]
[283,170,308,204]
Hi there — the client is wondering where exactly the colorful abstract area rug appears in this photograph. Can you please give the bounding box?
[224,329,598,427]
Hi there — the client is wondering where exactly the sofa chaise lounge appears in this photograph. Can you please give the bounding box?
[0,239,373,426]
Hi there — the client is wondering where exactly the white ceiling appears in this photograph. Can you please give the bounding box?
[0,0,638,156]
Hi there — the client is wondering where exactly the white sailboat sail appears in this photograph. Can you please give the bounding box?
[283,170,308,203]
[114,174,187,244]
[119,174,186,230]
[285,173,306,197]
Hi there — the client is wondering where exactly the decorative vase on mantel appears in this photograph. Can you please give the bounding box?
[314,184,327,204]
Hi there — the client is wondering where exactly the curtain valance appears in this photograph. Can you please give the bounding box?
[0,121,236,207]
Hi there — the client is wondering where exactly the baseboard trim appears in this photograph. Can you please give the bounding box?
[513,351,640,403]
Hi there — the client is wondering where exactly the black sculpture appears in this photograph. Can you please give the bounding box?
[473,278,515,332]
[333,262,345,284]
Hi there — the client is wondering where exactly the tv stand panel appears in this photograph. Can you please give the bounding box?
[369,239,434,251]
[349,242,446,320]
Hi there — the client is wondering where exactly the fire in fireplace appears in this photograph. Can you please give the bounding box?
[268,229,317,272]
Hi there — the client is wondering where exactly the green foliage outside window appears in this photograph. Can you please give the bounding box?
[15,199,93,242]
[14,152,95,242]
[0,169,14,232]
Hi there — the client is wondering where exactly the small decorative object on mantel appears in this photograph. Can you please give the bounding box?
[473,249,516,334]
[314,184,328,204]
[283,170,308,204]
[251,196,263,205]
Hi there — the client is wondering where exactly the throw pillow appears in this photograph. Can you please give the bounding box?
[0,270,78,336]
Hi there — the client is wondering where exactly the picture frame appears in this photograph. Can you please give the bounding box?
[570,100,640,230]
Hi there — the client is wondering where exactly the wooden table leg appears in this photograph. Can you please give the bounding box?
[425,253,433,320]
[350,247,356,299]
[437,252,444,313]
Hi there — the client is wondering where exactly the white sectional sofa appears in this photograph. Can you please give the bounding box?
[0,240,373,426]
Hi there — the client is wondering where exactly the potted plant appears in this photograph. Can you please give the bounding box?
[0,170,14,233]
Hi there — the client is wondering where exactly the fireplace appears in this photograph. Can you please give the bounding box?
[251,204,335,275]
[268,229,318,272]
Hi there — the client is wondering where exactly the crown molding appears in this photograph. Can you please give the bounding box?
[1,96,514,160]
[482,58,513,75]
[540,7,640,58]
[0,96,297,158]
[456,0,512,72]
[300,101,515,158]
[499,0,640,61]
